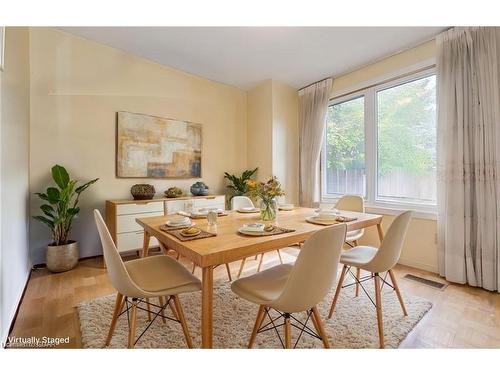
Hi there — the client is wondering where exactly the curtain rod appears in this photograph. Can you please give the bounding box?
[329,63,436,101]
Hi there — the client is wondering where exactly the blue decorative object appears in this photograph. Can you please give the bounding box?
[190,181,209,196]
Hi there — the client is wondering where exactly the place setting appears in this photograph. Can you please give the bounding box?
[305,208,357,226]
[177,207,229,219]
[237,222,295,237]
[160,215,216,241]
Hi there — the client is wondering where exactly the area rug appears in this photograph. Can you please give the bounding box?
[77,280,431,349]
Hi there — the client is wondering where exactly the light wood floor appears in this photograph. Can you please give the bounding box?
[9,248,500,348]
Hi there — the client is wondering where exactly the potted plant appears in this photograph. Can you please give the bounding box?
[246,176,285,221]
[224,168,258,197]
[33,165,98,272]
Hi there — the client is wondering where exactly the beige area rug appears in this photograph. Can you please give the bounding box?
[78,277,432,349]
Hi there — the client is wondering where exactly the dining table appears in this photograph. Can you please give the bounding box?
[136,206,384,348]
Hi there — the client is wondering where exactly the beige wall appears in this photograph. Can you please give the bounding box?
[247,80,273,179]
[272,81,299,205]
[29,28,248,263]
[329,39,438,272]
[0,27,31,341]
[331,40,436,95]
[247,80,299,204]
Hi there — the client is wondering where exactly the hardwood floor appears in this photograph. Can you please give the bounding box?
[9,248,500,348]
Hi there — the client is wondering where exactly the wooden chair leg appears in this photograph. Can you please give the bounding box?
[159,296,166,323]
[276,249,283,264]
[191,262,196,274]
[257,253,264,272]
[237,257,247,278]
[176,252,180,260]
[248,305,266,348]
[254,254,258,260]
[328,264,348,319]
[374,273,384,348]
[388,269,408,316]
[173,295,193,348]
[225,263,233,281]
[355,268,361,297]
[105,293,124,346]
[168,298,179,320]
[127,299,138,348]
[311,306,330,348]
[284,314,292,349]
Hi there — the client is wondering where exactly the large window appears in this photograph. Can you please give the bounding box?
[322,68,437,209]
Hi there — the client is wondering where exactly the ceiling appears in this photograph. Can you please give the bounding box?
[60,27,446,90]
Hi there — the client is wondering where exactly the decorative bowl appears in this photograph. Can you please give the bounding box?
[130,184,155,200]
[165,187,184,198]
[190,181,209,196]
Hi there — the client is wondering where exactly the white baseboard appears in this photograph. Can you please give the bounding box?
[398,257,438,274]
[1,267,31,346]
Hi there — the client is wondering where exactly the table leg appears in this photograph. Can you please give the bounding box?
[141,231,151,257]
[376,223,384,244]
[201,266,214,348]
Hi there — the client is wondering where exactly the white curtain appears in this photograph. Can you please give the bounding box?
[437,27,500,292]
[298,78,333,207]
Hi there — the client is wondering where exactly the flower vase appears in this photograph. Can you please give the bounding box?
[260,199,277,222]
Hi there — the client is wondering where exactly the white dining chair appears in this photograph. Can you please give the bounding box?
[231,196,284,278]
[230,195,255,210]
[94,209,201,348]
[231,223,347,348]
[335,195,365,296]
[327,211,412,348]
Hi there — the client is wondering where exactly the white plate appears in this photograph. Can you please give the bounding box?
[237,208,259,213]
[166,219,192,227]
[305,216,337,226]
[238,228,266,236]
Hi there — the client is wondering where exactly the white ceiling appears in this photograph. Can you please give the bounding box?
[60,27,446,90]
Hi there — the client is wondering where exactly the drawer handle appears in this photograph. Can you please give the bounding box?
[206,197,215,200]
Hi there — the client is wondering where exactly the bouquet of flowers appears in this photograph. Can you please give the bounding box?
[246,176,285,221]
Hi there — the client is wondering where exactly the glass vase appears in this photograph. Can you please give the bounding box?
[260,198,277,222]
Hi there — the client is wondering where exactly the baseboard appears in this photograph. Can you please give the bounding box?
[398,257,438,274]
[1,267,31,346]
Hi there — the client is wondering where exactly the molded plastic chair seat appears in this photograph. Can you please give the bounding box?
[345,229,364,242]
[339,246,378,270]
[125,256,201,295]
[231,263,293,306]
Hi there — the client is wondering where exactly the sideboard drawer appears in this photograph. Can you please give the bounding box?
[193,196,225,209]
[116,201,165,215]
[116,231,159,253]
[116,211,163,234]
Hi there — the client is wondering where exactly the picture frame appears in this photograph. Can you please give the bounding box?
[116,111,203,179]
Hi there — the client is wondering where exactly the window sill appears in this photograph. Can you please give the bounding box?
[320,198,437,221]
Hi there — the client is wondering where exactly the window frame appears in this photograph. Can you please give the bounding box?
[320,66,437,217]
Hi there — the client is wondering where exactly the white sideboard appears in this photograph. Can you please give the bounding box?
[106,195,225,254]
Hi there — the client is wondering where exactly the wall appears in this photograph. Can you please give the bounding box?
[247,80,273,179]
[29,28,248,264]
[271,81,299,205]
[247,80,299,204]
[0,27,31,342]
[328,39,438,272]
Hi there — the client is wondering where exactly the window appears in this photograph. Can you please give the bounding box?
[324,96,365,196]
[322,68,437,210]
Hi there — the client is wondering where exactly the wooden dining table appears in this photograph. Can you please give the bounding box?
[136,207,384,348]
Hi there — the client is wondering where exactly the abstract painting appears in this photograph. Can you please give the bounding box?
[116,111,202,178]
